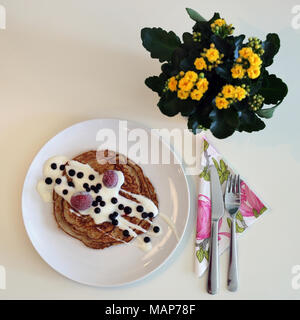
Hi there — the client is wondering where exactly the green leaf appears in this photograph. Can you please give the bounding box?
[203,139,209,152]
[227,218,232,229]
[204,250,209,261]
[220,159,226,171]
[208,12,221,24]
[157,96,180,117]
[145,76,165,96]
[187,113,200,134]
[209,109,236,139]
[204,172,210,181]
[260,206,267,215]
[236,223,245,233]
[253,209,259,218]
[236,211,243,222]
[186,8,206,23]
[262,33,280,67]
[237,109,266,133]
[211,35,233,56]
[259,74,288,106]
[171,47,186,69]
[141,27,181,62]
[196,247,205,263]
[179,100,197,117]
[215,61,232,81]
[233,35,246,59]
[212,157,219,171]
[256,106,277,119]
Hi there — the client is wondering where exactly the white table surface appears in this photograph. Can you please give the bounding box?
[0,0,299,300]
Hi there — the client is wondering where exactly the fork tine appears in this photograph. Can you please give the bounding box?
[236,175,240,194]
[227,175,232,193]
[232,175,236,193]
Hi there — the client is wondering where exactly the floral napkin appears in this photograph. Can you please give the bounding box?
[195,137,268,277]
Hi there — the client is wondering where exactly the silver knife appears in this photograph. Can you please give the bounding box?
[207,165,224,295]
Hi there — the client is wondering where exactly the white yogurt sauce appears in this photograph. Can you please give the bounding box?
[37,155,166,251]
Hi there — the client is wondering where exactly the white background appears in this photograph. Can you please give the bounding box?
[0,0,299,299]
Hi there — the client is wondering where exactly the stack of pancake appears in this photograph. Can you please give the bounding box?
[53,150,158,249]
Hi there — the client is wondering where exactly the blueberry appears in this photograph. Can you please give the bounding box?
[111,219,118,226]
[85,187,90,192]
[77,172,84,178]
[92,201,98,207]
[62,189,68,195]
[148,212,154,218]
[141,212,148,219]
[55,178,61,185]
[124,206,132,214]
[45,177,52,185]
[144,236,151,243]
[109,212,118,220]
[153,226,160,233]
[89,174,95,181]
[100,201,106,207]
[123,230,130,237]
[59,164,65,171]
[94,207,101,214]
[68,169,75,177]
[50,163,57,170]
[83,183,89,189]
[111,197,118,204]
[68,181,74,187]
[118,204,124,210]
[96,183,102,189]
[96,196,102,202]
[136,205,144,212]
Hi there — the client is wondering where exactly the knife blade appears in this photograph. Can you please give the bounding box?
[210,165,224,221]
[207,165,224,295]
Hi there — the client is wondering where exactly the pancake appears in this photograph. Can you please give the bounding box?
[52,150,159,249]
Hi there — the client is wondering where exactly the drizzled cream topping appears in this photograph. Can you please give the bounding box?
[37,156,161,251]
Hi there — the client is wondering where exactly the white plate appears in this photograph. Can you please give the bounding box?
[22,119,190,287]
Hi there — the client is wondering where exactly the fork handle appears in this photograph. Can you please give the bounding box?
[207,220,219,295]
[228,217,238,292]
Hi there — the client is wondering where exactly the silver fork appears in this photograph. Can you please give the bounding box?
[224,174,241,292]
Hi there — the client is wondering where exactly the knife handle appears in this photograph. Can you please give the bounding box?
[207,220,219,295]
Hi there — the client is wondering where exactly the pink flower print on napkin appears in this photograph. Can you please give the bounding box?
[197,195,229,240]
[218,217,230,239]
[240,181,267,218]
[197,195,211,240]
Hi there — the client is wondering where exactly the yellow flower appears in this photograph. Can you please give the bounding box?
[168,76,177,92]
[216,97,230,109]
[234,86,247,101]
[247,66,261,79]
[190,89,203,101]
[239,47,253,59]
[231,64,246,79]
[205,47,220,63]
[184,71,198,83]
[194,57,207,70]
[221,85,236,99]
[214,19,226,27]
[178,77,194,91]
[196,78,209,93]
[248,53,262,67]
[177,90,189,100]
